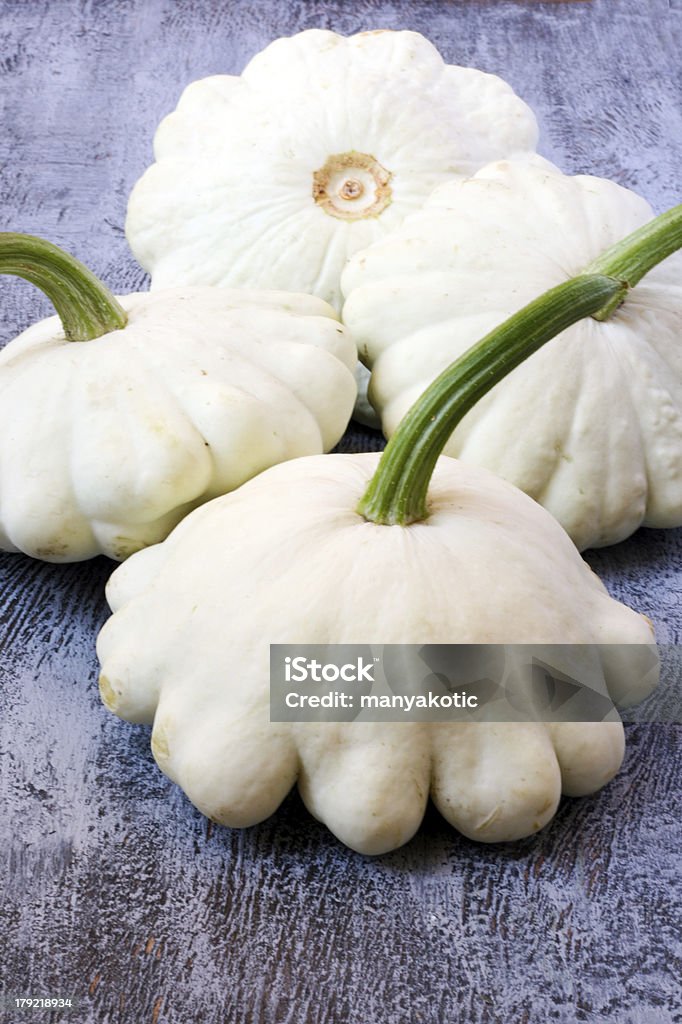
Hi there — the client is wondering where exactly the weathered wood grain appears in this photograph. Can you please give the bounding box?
[0,1,680,1022]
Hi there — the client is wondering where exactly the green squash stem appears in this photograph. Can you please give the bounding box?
[0,233,127,341]
[358,203,682,526]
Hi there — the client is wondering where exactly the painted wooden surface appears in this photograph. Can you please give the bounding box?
[0,1,680,1022]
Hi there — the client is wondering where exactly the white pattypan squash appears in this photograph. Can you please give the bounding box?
[97,452,655,855]
[341,159,682,550]
[125,29,538,312]
[0,235,356,562]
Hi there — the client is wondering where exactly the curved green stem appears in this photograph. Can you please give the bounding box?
[586,203,682,319]
[0,233,127,341]
[359,203,682,526]
[358,275,623,526]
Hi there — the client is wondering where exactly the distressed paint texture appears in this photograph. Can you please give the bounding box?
[0,1,680,1022]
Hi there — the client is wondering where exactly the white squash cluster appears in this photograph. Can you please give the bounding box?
[1,29,671,853]
[104,30,669,850]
